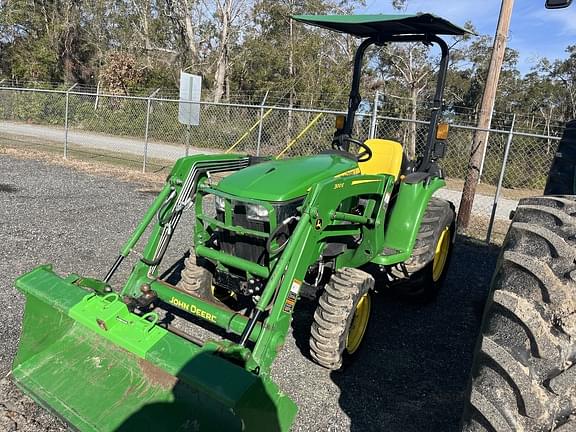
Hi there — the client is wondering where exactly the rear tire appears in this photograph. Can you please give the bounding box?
[461,196,576,432]
[391,197,456,302]
[309,268,375,370]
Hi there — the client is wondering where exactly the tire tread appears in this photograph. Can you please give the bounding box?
[462,196,576,432]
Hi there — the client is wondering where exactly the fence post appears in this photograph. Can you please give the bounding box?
[94,81,100,111]
[486,113,516,243]
[369,90,379,139]
[256,90,269,156]
[185,125,191,157]
[143,88,160,173]
[63,83,78,159]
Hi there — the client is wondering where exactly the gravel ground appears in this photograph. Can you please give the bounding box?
[434,188,517,221]
[0,154,499,431]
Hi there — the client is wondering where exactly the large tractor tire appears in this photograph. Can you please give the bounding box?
[310,268,375,370]
[461,196,576,432]
[392,197,456,302]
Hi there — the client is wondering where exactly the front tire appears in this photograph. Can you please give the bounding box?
[461,196,576,432]
[177,254,217,302]
[309,268,375,370]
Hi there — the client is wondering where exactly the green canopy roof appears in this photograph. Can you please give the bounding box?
[291,14,472,38]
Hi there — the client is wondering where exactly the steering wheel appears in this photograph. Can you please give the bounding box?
[331,136,372,162]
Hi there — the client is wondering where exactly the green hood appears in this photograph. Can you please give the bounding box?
[216,154,359,201]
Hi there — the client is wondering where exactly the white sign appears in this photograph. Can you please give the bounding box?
[179,72,202,126]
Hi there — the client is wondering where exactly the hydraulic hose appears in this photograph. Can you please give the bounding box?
[265,216,299,255]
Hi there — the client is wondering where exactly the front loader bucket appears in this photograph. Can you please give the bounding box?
[12,265,297,432]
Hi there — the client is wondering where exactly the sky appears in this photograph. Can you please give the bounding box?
[358,0,576,75]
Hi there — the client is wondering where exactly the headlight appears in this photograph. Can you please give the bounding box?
[214,195,225,211]
[246,204,269,221]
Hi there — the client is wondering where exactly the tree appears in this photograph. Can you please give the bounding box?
[209,0,247,102]
[539,46,576,120]
[0,0,94,83]
[100,52,145,95]
[230,0,363,107]
[456,34,520,120]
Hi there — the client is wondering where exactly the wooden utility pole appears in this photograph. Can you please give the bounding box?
[457,0,514,231]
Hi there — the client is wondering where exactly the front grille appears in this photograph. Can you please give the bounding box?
[215,199,302,266]
[216,207,269,265]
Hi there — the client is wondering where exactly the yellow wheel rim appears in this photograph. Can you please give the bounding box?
[346,293,371,354]
[432,227,451,282]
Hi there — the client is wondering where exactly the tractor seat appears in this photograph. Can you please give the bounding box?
[358,139,404,181]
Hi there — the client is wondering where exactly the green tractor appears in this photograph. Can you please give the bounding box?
[12,14,468,431]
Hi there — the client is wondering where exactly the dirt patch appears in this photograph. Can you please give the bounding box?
[136,188,163,195]
[0,145,235,193]
[0,183,18,193]
[137,359,178,390]
[460,214,511,245]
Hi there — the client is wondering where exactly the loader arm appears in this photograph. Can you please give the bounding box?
[120,154,253,296]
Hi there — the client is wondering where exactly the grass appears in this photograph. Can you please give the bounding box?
[0,133,171,185]
[0,141,167,188]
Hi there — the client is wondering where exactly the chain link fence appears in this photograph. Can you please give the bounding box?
[0,85,562,243]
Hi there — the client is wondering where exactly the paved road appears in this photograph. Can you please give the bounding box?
[0,121,212,161]
[0,154,499,431]
[0,121,519,220]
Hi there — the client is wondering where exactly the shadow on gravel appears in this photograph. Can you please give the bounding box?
[292,236,499,432]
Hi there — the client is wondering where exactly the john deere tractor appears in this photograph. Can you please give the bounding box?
[12,14,468,431]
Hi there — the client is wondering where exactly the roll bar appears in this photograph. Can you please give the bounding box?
[342,34,450,173]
